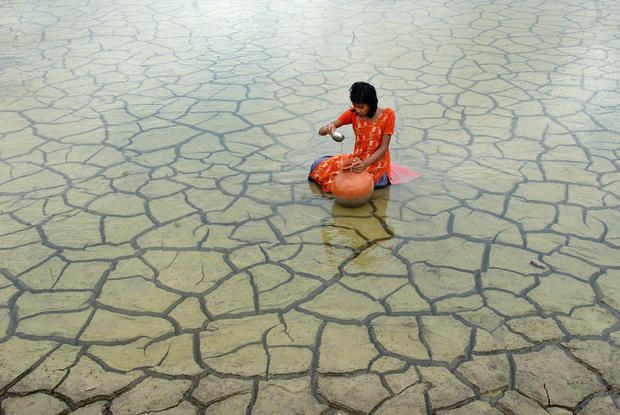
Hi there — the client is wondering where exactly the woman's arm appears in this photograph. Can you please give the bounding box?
[351,133,391,172]
[318,119,344,136]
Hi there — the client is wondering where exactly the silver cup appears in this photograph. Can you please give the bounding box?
[330,131,345,142]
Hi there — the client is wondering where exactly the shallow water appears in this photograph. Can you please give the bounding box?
[0,0,619,413]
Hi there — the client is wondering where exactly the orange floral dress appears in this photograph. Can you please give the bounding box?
[309,107,395,193]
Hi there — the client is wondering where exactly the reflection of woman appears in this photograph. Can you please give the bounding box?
[321,186,393,247]
[309,82,394,193]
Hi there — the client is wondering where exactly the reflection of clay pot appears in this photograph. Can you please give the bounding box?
[332,171,374,207]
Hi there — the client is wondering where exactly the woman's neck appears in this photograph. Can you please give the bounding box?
[361,107,383,122]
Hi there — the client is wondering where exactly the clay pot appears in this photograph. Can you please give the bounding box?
[332,171,374,207]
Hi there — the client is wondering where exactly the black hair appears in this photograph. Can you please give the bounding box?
[349,81,378,118]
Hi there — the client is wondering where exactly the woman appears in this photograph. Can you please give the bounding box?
[309,81,394,193]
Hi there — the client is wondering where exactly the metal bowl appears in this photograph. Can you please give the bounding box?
[330,131,345,142]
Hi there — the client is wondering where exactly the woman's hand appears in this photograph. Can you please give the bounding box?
[351,157,367,173]
[319,123,336,136]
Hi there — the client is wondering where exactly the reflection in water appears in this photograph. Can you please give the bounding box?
[320,185,393,250]
[306,179,326,199]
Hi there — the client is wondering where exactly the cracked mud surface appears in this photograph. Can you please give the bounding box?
[0,0,619,413]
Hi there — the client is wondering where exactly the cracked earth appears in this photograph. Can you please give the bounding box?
[0,0,619,413]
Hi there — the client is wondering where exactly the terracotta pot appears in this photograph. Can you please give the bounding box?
[332,171,374,207]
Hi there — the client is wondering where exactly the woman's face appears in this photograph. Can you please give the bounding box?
[352,103,370,117]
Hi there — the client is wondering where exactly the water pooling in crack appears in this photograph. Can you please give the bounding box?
[0,0,619,413]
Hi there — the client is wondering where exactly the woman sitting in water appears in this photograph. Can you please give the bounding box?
[309,81,394,193]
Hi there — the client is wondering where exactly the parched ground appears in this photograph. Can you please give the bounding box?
[0,0,619,413]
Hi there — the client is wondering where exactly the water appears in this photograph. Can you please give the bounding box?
[0,0,619,412]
